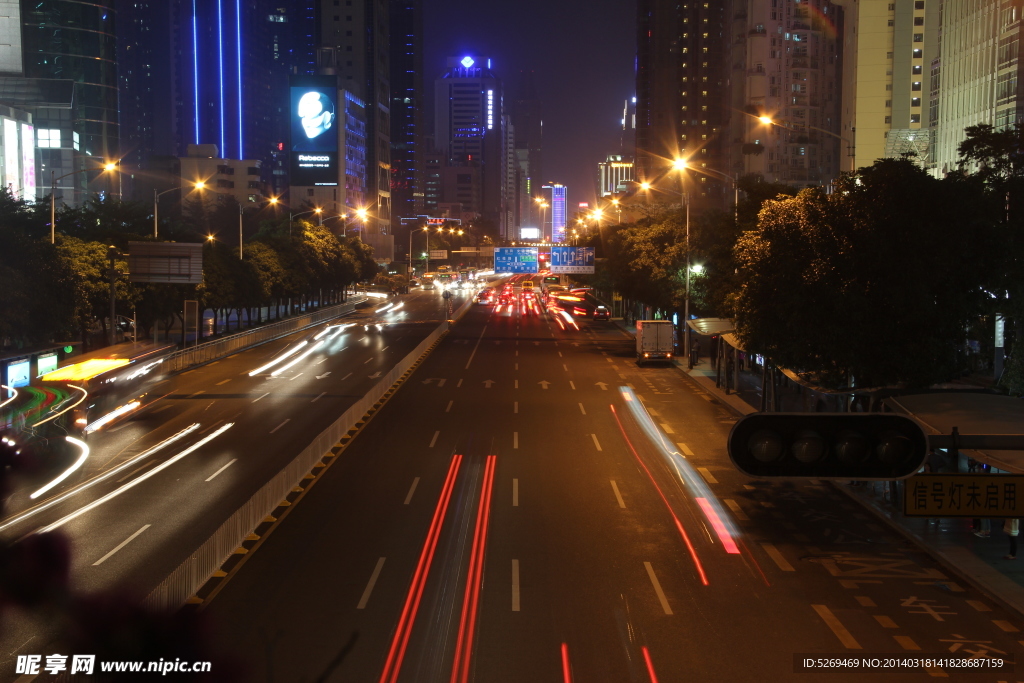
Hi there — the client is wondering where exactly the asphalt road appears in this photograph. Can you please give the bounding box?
[0,286,472,679]
[203,287,1024,681]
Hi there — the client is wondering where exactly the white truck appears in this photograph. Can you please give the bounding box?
[636,320,675,364]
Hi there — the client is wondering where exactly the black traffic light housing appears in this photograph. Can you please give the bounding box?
[727,413,928,480]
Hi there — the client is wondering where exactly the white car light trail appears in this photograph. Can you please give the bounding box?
[40,423,234,533]
[0,424,200,532]
[248,341,308,376]
[0,385,18,409]
[29,437,91,500]
[619,386,740,554]
[83,401,141,435]
[270,340,325,376]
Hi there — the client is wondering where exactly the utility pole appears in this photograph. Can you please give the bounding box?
[107,246,119,346]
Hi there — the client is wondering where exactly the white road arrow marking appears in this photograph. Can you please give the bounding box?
[316,372,331,379]
[595,382,608,390]
[538,380,550,389]
[369,371,381,379]
[483,380,495,388]
[422,378,446,386]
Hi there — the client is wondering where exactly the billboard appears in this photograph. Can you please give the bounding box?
[4,119,19,194]
[550,246,595,274]
[128,242,204,284]
[494,247,539,274]
[20,123,35,199]
[520,227,540,239]
[37,353,58,377]
[290,75,339,186]
[429,250,448,259]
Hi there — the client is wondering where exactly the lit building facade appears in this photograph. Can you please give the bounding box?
[390,0,424,259]
[727,0,844,187]
[598,155,635,196]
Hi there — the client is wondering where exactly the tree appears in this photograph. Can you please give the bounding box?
[733,158,997,388]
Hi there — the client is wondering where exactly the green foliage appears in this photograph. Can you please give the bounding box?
[734,158,996,388]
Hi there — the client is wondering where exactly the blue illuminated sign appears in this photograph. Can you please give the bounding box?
[495,247,539,274]
[461,56,475,68]
[550,247,595,274]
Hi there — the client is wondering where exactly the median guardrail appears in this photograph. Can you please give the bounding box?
[163,296,367,374]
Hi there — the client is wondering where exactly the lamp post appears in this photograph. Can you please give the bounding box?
[153,180,206,239]
[758,115,855,166]
[51,161,118,243]
[611,197,622,224]
[354,207,369,241]
[672,158,693,368]
[289,207,324,236]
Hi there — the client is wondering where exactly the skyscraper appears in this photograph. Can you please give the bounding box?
[390,0,424,255]
[634,0,730,209]
[318,0,392,238]
[511,71,543,229]
[434,55,514,238]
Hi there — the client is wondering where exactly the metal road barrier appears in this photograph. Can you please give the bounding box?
[162,297,367,374]
[144,294,474,612]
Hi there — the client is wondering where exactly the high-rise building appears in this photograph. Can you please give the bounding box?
[434,55,514,238]
[598,155,635,197]
[317,0,391,239]
[511,71,543,229]
[543,183,568,243]
[635,0,730,209]
[727,0,843,188]
[930,0,1013,175]
[390,0,424,259]
[837,0,937,174]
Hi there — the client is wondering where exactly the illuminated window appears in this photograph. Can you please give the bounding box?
[37,129,61,148]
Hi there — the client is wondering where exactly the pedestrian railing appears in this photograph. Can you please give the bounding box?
[143,295,473,612]
[162,297,367,374]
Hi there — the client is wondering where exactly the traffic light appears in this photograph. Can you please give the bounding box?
[727,413,928,480]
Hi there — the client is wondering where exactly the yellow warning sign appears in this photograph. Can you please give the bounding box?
[904,474,1024,517]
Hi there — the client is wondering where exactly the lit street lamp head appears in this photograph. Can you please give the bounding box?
[195,181,206,190]
[103,162,118,172]
[758,116,773,125]
[640,182,651,190]
[673,158,689,171]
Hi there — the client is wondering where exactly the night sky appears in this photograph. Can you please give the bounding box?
[423,0,636,213]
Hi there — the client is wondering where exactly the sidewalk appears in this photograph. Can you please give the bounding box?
[612,317,1024,620]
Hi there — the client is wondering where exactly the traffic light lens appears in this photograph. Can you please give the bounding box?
[834,430,869,465]
[748,429,784,463]
[791,430,826,463]
[875,430,912,465]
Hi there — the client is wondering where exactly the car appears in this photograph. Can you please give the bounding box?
[593,306,610,321]
[498,294,512,305]
[475,291,493,304]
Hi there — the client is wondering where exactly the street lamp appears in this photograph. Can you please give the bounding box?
[673,158,694,368]
[611,197,622,224]
[288,206,324,236]
[353,207,369,241]
[51,161,119,243]
[757,114,854,163]
[153,180,206,239]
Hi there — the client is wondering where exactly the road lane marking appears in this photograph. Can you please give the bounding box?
[429,431,440,447]
[116,460,157,483]
[515,363,518,370]
[697,467,717,484]
[404,477,420,505]
[610,481,626,508]
[563,364,568,371]
[205,458,237,482]
[341,372,353,380]
[644,562,673,615]
[465,324,488,369]
[457,378,463,387]
[894,635,921,650]
[856,596,876,607]
[812,605,862,649]
[965,600,991,612]
[208,361,219,366]
[993,620,1020,632]
[676,442,694,456]
[357,557,387,609]
[252,392,269,403]
[648,408,660,416]
[513,432,519,449]
[381,346,389,351]
[311,392,327,403]
[215,379,231,386]
[578,403,586,415]
[591,434,602,451]
[874,615,898,628]
[558,351,562,357]
[513,478,519,506]
[514,402,518,413]
[760,543,795,571]
[446,400,453,413]
[150,404,172,414]
[659,422,675,434]
[724,499,749,520]
[363,358,372,364]
[512,559,521,611]
[187,390,205,398]
[569,381,576,390]
[514,380,518,389]
[270,419,290,434]
[93,525,151,566]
